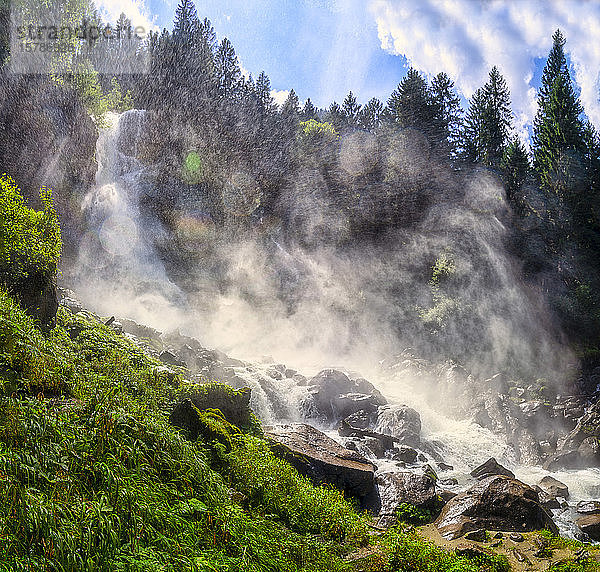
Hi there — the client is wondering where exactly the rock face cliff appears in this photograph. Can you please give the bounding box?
[0,78,97,255]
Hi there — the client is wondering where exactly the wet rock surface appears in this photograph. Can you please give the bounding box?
[576,514,600,540]
[435,475,558,540]
[265,423,376,502]
[374,470,439,518]
[470,458,515,480]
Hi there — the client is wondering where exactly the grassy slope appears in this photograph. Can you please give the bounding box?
[0,290,595,571]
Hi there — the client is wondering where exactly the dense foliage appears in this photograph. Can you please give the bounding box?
[0,174,61,288]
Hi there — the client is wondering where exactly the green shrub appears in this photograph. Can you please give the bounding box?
[395,503,432,525]
[0,174,61,287]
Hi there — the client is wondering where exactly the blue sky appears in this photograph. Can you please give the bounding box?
[97,0,600,136]
[142,0,410,109]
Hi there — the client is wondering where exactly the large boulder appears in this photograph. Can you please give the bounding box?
[265,423,376,502]
[470,458,515,480]
[435,475,558,540]
[375,471,439,518]
[537,476,569,500]
[576,514,600,540]
[305,369,386,423]
[170,384,258,433]
[543,400,600,470]
[374,405,422,448]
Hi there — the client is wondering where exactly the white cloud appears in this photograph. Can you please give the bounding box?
[95,0,158,35]
[368,0,600,132]
[271,89,290,108]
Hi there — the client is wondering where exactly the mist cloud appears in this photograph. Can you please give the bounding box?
[368,0,600,135]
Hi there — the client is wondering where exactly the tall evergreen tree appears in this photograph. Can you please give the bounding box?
[301,98,318,120]
[386,68,437,132]
[173,0,199,40]
[281,89,300,117]
[359,98,384,131]
[215,38,242,99]
[462,66,512,169]
[342,91,361,127]
[501,137,530,212]
[430,72,462,158]
[326,101,345,131]
[255,71,275,113]
[533,30,586,196]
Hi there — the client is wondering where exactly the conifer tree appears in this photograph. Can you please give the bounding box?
[387,68,436,131]
[501,137,530,211]
[342,91,361,127]
[430,72,462,158]
[533,30,586,196]
[301,98,318,120]
[215,38,242,99]
[462,66,512,168]
[359,98,384,131]
[281,89,300,117]
[255,71,275,113]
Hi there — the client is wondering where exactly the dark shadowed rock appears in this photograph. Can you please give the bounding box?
[265,423,376,501]
[375,471,439,517]
[537,476,569,499]
[470,458,515,480]
[390,446,419,464]
[170,385,256,432]
[435,475,558,540]
[544,400,600,470]
[160,350,187,368]
[306,369,386,422]
[576,514,600,540]
[14,272,58,329]
[375,405,421,447]
[464,529,486,542]
[577,501,600,514]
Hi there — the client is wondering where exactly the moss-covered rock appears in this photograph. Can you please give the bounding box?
[170,382,262,436]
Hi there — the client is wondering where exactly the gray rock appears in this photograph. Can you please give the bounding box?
[375,405,422,448]
[537,475,569,499]
[576,514,600,540]
[435,475,558,540]
[470,458,515,480]
[375,471,439,516]
[577,500,600,514]
[266,423,376,502]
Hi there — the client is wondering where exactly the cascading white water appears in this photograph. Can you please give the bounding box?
[73,111,187,330]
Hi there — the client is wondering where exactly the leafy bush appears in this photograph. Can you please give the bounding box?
[0,174,61,287]
[395,503,432,525]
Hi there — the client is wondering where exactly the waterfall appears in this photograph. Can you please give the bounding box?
[73,110,187,330]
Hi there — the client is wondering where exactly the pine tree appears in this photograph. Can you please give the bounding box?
[281,89,300,117]
[173,0,199,40]
[501,137,530,211]
[255,71,275,113]
[342,91,361,127]
[326,101,345,131]
[301,98,317,120]
[386,69,434,126]
[533,30,586,196]
[215,38,242,99]
[430,72,462,158]
[359,98,384,131]
[462,66,512,168]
